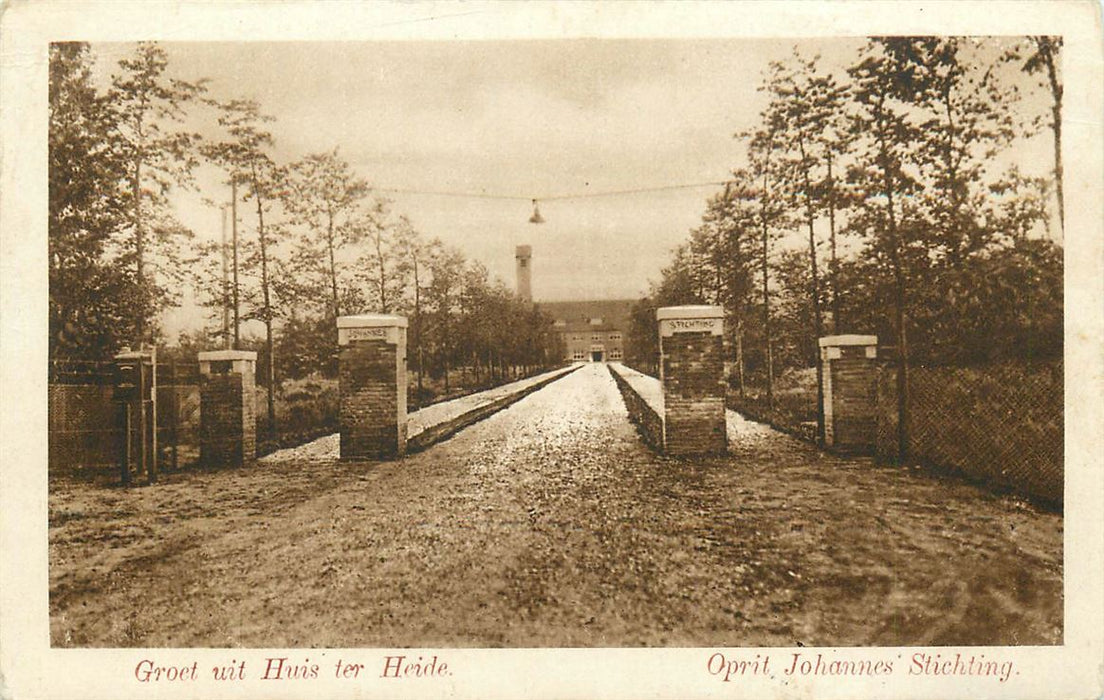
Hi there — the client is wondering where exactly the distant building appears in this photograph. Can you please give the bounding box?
[515,244,635,362]
[538,299,635,363]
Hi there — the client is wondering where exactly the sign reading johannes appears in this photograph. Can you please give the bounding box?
[343,326,387,342]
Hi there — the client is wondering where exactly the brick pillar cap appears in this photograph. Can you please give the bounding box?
[818,334,878,347]
[337,313,408,329]
[516,244,532,257]
[114,349,153,361]
[198,350,258,361]
[656,305,723,321]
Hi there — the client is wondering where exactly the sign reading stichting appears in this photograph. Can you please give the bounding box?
[659,316,723,337]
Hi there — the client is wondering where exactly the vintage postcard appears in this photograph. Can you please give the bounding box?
[1,1,1101,699]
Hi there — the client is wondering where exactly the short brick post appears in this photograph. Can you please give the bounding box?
[338,314,408,460]
[198,350,257,467]
[819,335,878,452]
[657,305,727,456]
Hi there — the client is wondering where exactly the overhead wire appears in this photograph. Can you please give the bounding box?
[374,180,730,203]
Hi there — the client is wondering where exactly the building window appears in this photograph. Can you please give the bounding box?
[573,334,583,342]
[591,334,601,342]
[609,348,623,360]
[608,332,622,342]
[572,350,586,361]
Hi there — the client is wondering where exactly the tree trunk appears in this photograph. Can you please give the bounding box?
[220,206,231,348]
[797,132,826,443]
[758,145,775,410]
[1041,41,1064,236]
[414,257,424,402]
[252,161,276,443]
[826,152,840,331]
[231,179,240,350]
[375,227,388,313]
[876,106,909,463]
[327,206,339,318]
[133,153,145,345]
[442,309,450,394]
[736,316,745,398]
[760,214,773,408]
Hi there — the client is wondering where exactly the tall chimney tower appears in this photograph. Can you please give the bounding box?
[516,244,532,302]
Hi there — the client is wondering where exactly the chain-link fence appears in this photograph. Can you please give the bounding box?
[49,359,129,473]
[49,359,205,478]
[878,360,1063,506]
[49,358,337,479]
[49,352,565,482]
[725,355,1063,507]
[156,361,202,473]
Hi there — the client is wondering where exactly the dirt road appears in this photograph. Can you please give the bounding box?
[49,363,1062,647]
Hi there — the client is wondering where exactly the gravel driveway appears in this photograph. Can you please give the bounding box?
[49,363,1062,647]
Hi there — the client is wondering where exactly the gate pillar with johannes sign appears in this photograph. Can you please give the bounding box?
[337,314,408,460]
[657,305,727,456]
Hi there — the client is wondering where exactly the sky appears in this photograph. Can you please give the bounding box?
[86,38,1054,339]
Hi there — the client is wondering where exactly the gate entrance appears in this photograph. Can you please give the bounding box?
[591,350,604,362]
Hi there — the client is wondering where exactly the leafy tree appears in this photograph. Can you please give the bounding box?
[759,52,852,436]
[356,199,406,314]
[625,297,660,375]
[109,42,206,344]
[761,55,824,347]
[392,218,440,401]
[1005,36,1063,234]
[48,43,137,361]
[276,313,337,380]
[425,246,466,391]
[772,248,823,369]
[743,116,791,407]
[200,99,286,438]
[947,238,1062,363]
[284,148,370,319]
[685,175,760,392]
[845,37,930,458]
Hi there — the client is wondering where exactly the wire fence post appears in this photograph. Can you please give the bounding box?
[148,346,158,484]
[121,401,132,487]
[169,359,179,472]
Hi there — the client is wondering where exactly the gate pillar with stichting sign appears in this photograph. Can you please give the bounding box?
[198,349,257,467]
[657,305,727,456]
[338,314,408,460]
[819,335,878,452]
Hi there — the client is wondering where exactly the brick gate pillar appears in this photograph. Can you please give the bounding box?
[337,314,408,460]
[819,335,878,452]
[657,305,727,456]
[198,350,257,466]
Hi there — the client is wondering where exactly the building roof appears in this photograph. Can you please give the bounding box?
[536,299,637,333]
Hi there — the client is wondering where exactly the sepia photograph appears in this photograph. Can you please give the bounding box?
[2,2,1102,699]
